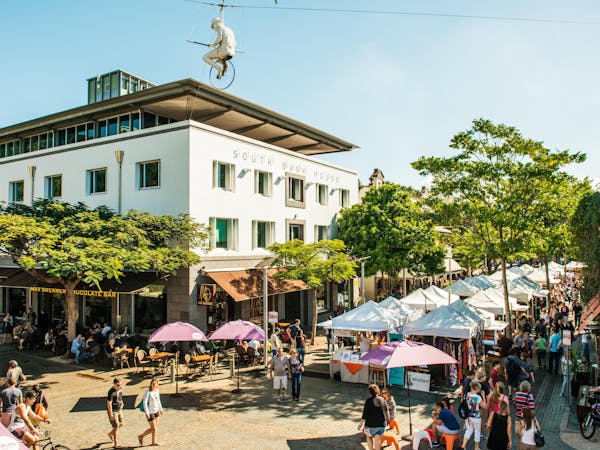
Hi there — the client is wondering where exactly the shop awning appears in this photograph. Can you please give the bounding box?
[577,292,600,334]
[0,267,163,294]
[207,269,309,302]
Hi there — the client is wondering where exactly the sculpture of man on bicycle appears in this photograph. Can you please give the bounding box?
[202,17,237,79]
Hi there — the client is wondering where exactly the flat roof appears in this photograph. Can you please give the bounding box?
[0,78,358,156]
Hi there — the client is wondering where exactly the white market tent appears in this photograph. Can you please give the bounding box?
[508,266,528,277]
[400,288,446,312]
[378,296,424,324]
[466,290,506,316]
[489,269,520,283]
[474,275,496,288]
[329,301,400,332]
[566,261,587,271]
[448,299,490,329]
[464,276,494,290]
[445,258,465,273]
[423,285,459,304]
[403,305,479,339]
[548,261,566,275]
[445,279,479,297]
[515,276,541,291]
[519,264,535,274]
[526,267,560,286]
[508,281,535,304]
[485,288,528,312]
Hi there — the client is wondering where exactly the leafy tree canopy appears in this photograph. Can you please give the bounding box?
[572,191,600,301]
[337,183,445,279]
[0,200,209,340]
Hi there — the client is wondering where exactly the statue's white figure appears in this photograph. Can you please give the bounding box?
[202,17,236,79]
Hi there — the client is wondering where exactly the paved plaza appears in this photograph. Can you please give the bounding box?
[2,343,598,450]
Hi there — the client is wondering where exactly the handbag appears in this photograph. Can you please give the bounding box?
[34,402,49,420]
[534,420,545,447]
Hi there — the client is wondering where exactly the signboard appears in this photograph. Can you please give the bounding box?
[407,371,431,392]
[30,286,117,298]
[563,330,572,347]
[268,311,278,324]
[197,284,216,305]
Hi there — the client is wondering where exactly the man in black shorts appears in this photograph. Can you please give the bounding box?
[107,378,124,448]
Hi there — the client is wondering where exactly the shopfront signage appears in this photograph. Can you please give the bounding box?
[268,311,278,324]
[562,330,572,346]
[30,286,117,298]
[197,284,216,306]
[407,371,431,392]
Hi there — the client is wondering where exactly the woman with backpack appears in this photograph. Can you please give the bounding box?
[138,377,164,447]
[462,381,487,450]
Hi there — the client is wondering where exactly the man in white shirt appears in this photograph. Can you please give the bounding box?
[202,17,237,79]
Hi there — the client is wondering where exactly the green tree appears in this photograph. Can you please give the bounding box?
[337,183,445,295]
[268,239,357,343]
[413,118,585,334]
[0,200,209,341]
[572,191,600,301]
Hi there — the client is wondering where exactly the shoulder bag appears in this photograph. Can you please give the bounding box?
[534,419,545,447]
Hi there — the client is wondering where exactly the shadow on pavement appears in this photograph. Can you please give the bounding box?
[70,395,137,412]
[287,434,365,450]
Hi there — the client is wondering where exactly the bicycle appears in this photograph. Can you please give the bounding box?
[35,426,71,450]
[580,390,600,439]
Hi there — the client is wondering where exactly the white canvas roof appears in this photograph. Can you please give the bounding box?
[548,261,566,275]
[445,279,479,297]
[423,285,459,303]
[526,268,560,285]
[330,301,400,332]
[448,299,491,328]
[400,288,446,311]
[489,269,520,283]
[464,276,495,290]
[566,261,586,270]
[378,296,424,323]
[403,305,479,339]
[485,288,528,312]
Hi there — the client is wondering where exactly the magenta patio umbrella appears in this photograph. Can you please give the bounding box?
[360,340,458,436]
[209,320,265,341]
[147,322,208,397]
[0,423,30,449]
[209,320,266,393]
[148,321,208,343]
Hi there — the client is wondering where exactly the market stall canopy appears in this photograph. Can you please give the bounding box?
[475,275,496,288]
[445,279,479,297]
[465,289,523,316]
[486,320,509,331]
[445,258,464,273]
[463,276,495,290]
[378,296,424,323]
[403,305,479,339]
[577,293,600,334]
[519,264,535,274]
[513,277,541,291]
[448,300,491,329]
[423,285,459,304]
[508,266,529,277]
[526,268,560,285]
[485,288,528,312]
[401,288,446,311]
[566,261,587,271]
[548,261,566,275]
[489,269,521,283]
[330,301,400,332]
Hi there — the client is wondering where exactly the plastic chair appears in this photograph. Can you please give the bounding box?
[411,429,432,450]
[135,349,150,372]
[381,432,400,450]
[441,433,460,450]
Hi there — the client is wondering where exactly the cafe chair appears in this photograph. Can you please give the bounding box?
[119,346,130,369]
[135,349,151,372]
[246,347,258,366]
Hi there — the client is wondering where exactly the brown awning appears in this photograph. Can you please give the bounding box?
[207,269,309,302]
[0,268,162,294]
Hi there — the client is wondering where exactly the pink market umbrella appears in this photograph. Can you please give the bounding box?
[147,322,208,397]
[360,340,458,436]
[209,320,265,341]
[209,320,266,393]
[148,321,208,343]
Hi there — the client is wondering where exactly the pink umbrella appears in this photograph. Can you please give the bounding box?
[360,340,457,368]
[209,320,265,341]
[360,340,458,436]
[0,423,30,449]
[148,321,208,342]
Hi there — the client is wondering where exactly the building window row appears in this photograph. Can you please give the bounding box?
[0,112,176,160]
[212,164,350,209]
[209,218,329,250]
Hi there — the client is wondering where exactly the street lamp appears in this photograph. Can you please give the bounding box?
[355,256,371,304]
[255,256,277,370]
[114,150,124,214]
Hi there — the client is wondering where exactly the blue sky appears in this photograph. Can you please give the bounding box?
[1,0,599,187]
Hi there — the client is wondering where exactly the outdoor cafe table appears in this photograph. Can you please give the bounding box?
[192,354,210,363]
[148,352,175,361]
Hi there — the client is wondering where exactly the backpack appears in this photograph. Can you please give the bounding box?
[458,398,470,419]
[506,356,518,378]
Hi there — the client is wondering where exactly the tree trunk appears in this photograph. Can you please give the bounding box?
[501,257,513,336]
[311,288,317,345]
[544,255,551,290]
[65,283,79,342]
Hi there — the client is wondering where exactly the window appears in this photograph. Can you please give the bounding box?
[286,219,306,242]
[142,111,156,128]
[253,221,275,249]
[285,174,305,208]
[316,184,328,205]
[210,218,238,250]
[9,181,24,203]
[45,175,62,199]
[254,170,272,197]
[137,160,160,189]
[213,161,235,191]
[87,168,107,194]
[315,225,329,242]
[340,188,350,208]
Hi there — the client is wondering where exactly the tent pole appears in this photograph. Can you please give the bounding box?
[406,370,413,436]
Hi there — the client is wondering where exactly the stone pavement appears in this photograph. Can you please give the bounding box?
[0,341,593,450]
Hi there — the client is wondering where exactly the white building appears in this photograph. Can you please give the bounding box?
[0,70,359,333]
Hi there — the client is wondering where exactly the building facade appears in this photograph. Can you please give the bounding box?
[0,70,359,333]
